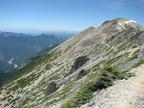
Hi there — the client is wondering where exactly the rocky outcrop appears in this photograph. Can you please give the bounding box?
[76,69,85,81]
[45,81,57,96]
[65,56,88,77]
[102,20,111,25]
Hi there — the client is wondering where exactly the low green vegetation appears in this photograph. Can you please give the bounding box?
[131,60,144,68]
[117,44,128,52]
[21,97,30,106]
[2,95,13,101]
[46,64,52,70]
[9,97,20,104]
[131,45,138,48]
[132,49,140,56]
[84,69,91,76]
[61,65,130,108]
[107,54,126,65]
[4,51,58,85]
[7,72,42,92]
[125,54,138,63]
[49,74,61,81]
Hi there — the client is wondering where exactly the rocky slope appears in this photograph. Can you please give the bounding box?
[80,64,144,108]
[0,18,144,108]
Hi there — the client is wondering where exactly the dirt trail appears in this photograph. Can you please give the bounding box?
[128,65,144,108]
[131,65,144,94]
[80,64,144,108]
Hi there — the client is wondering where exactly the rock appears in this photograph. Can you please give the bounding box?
[76,69,85,81]
[65,56,88,77]
[87,100,95,107]
[45,81,57,96]
[102,20,111,25]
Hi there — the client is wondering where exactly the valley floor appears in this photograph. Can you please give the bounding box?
[80,64,144,108]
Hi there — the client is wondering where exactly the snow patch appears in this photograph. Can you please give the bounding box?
[8,58,14,64]
[124,20,137,24]
[8,57,18,68]
[49,45,53,48]
[14,64,18,68]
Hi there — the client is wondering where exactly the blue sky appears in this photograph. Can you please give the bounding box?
[0,0,144,33]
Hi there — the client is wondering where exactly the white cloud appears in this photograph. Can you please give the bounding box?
[104,0,144,9]
[104,1,126,9]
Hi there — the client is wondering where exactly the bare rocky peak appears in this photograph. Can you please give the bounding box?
[102,18,144,31]
[55,18,143,61]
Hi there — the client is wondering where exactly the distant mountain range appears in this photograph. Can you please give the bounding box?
[0,31,75,73]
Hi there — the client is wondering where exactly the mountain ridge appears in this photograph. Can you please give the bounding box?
[0,18,144,108]
[0,32,75,73]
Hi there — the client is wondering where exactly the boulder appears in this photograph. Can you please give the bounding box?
[65,56,88,77]
[76,69,85,81]
[46,81,57,96]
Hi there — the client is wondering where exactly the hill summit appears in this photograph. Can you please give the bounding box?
[0,18,144,108]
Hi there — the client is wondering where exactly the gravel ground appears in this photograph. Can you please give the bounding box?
[81,64,144,108]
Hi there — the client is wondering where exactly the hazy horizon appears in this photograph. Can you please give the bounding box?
[0,28,80,34]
